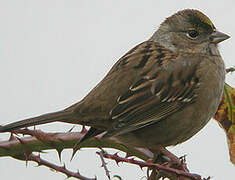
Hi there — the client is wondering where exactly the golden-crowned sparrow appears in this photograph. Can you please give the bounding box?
[0,9,230,149]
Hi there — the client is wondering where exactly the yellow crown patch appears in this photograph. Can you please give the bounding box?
[194,10,215,29]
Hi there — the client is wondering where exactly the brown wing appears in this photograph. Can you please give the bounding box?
[103,49,201,138]
[73,41,180,143]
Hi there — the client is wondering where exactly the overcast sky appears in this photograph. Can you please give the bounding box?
[0,0,234,180]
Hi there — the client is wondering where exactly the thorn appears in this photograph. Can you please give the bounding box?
[81,125,88,134]
[130,157,135,161]
[24,153,31,167]
[9,133,17,141]
[113,152,119,157]
[99,147,106,153]
[138,164,145,170]
[67,125,76,133]
[21,128,26,136]
[179,154,187,161]
[16,136,24,144]
[101,161,108,167]
[62,163,66,169]
[37,161,43,167]
[24,152,30,161]
[71,134,84,157]
[125,152,132,158]
[25,160,28,167]
[49,168,56,173]
[37,150,43,153]
[55,148,63,162]
[66,173,72,178]
[70,146,80,161]
[113,154,121,166]
[76,169,80,175]
[39,150,47,154]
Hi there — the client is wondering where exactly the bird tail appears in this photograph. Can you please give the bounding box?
[0,110,74,132]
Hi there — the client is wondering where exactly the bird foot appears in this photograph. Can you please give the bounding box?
[152,147,189,172]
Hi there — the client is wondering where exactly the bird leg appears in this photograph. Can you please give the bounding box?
[146,147,189,179]
[150,147,189,172]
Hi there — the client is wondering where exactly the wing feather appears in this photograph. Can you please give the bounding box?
[104,42,201,138]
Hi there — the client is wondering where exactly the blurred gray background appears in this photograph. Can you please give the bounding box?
[0,0,234,179]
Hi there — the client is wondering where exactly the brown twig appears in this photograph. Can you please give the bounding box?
[97,150,111,180]
[0,129,152,160]
[97,151,207,180]
[0,129,154,179]
[27,153,96,180]
[0,128,210,180]
[8,133,97,180]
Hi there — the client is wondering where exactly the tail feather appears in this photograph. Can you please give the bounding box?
[0,110,74,132]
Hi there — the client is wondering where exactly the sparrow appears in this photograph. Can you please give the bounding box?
[0,9,230,150]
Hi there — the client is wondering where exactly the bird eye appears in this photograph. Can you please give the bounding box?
[187,30,199,39]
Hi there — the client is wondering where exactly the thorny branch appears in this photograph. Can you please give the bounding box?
[97,151,209,180]
[98,150,111,180]
[0,128,207,180]
[20,153,96,180]
[0,128,154,179]
[0,128,152,159]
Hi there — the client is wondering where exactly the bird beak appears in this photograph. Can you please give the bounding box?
[210,30,230,44]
